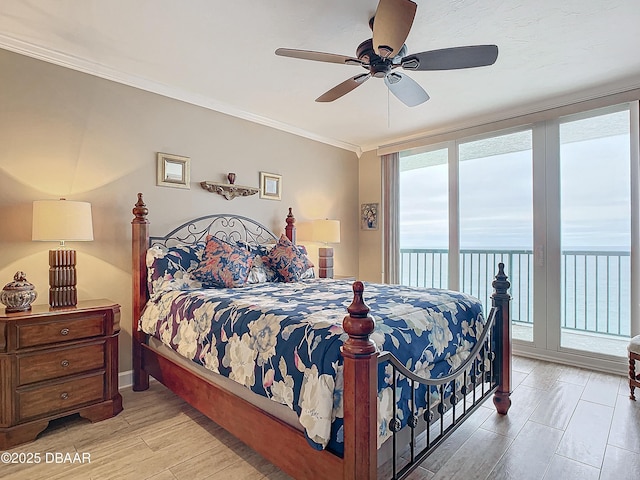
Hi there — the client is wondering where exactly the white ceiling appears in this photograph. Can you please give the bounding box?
[1,0,639,155]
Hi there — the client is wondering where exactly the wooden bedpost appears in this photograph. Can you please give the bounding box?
[132,193,150,391]
[491,262,512,414]
[285,207,296,244]
[342,282,377,480]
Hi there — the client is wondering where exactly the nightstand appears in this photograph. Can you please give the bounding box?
[0,299,122,449]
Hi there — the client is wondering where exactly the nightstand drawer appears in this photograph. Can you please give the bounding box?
[17,373,105,421]
[17,313,105,349]
[17,343,106,385]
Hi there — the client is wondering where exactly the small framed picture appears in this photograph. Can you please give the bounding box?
[260,172,282,200]
[361,203,379,230]
[157,153,190,189]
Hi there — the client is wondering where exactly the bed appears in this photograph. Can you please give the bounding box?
[131,193,512,480]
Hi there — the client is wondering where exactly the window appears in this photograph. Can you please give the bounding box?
[400,146,449,288]
[459,130,533,341]
[559,107,631,356]
[398,100,639,369]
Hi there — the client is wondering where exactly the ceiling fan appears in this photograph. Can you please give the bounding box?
[275,0,498,107]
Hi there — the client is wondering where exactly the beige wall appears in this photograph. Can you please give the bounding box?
[0,49,359,374]
[358,150,383,283]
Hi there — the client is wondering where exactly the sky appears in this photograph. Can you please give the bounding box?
[399,131,631,251]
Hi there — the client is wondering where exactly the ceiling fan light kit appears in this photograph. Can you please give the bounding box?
[275,0,498,107]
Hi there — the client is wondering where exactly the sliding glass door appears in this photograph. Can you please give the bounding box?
[399,130,534,342]
[398,100,638,367]
[458,131,533,342]
[399,147,449,288]
[558,107,632,356]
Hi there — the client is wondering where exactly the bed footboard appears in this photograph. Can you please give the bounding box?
[491,263,512,414]
[342,281,378,479]
[341,265,511,480]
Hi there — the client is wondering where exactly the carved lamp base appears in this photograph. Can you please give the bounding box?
[318,247,334,279]
[49,249,77,307]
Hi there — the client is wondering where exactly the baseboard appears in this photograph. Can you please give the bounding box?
[513,344,628,377]
[119,369,133,390]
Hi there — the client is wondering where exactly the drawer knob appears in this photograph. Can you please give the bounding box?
[60,328,70,336]
[60,392,69,400]
[60,360,70,368]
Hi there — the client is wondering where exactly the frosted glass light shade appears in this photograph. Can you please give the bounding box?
[312,219,340,244]
[32,200,94,243]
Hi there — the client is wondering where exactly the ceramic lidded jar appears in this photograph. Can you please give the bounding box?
[1,271,38,313]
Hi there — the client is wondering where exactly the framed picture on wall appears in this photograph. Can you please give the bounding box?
[260,172,282,200]
[361,203,379,230]
[157,152,190,189]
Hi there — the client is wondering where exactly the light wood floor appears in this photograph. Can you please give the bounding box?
[3,356,639,480]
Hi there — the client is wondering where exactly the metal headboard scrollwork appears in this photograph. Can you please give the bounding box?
[149,214,279,248]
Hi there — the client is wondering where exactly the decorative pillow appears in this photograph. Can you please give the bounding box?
[193,235,254,288]
[237,242,278,284]
[267,234,314,283]
[146,243,204,301]
[296,245,316,280]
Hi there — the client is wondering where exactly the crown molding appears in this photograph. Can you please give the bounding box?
[0,34,363,157]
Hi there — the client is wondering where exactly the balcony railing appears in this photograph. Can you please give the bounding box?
[399,248,631,338]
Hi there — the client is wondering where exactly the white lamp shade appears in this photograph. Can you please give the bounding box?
[312,219,340,244]
[32,199,94,242]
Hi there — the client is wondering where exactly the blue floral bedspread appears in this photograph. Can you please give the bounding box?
[139,279,485,454]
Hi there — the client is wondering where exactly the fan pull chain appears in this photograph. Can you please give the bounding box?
[387,87,391,129]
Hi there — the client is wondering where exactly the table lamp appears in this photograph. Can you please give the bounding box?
[312,219,340,278]
[32,199,94,307]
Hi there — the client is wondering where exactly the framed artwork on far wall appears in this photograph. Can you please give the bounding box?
[361,203,379,230]
[157,152,190,189]
[260,172,282,200]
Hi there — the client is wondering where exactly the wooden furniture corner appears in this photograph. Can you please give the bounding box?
[629,335,640,400]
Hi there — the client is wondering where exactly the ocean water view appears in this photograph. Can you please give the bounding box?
[399,247,632,339]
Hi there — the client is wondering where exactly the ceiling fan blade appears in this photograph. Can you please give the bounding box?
[372,0,417,58]
[384,72,429,107]
[401,45,499,71]
[275,48,364,66]
[316,73,371,102]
